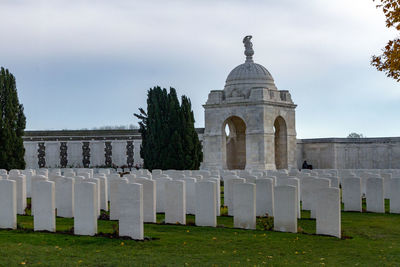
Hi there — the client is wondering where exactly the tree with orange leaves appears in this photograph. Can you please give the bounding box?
[371,0,400,81]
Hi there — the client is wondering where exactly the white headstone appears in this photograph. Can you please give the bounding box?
[74,182,97,236]
[204,177,221,216]
[274,185,297,233]
[182,177,196,215]
[133,177,156,223]
[316,187,341,238]
[0,179,17,229]
[31,175,48,216]
[226,177,245,216]
[96,176,108,211]
[86,178,101,217]
[342,177,362,212]
[233,183,256,230]
[366,177,384,213]
[390,178,400,213]
[119,183,144,240]
[165,180,186,224]
[155,177,172,213]
[310,178,331,218]
[34,181,55,232]
[109,178,128,220]
[55,177,74,218]
[8,175,26,215]
[195,180,217,227]
[255,178,274,217]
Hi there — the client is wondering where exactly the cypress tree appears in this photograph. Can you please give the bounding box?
[135,86,202,170]
[0,67,26,170]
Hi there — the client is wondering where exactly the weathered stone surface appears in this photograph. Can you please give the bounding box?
[316,187,341,238]
[0,179,17,229]
[366,177,384,213]
[74,182,97,236]
[119,183,143,240]
[233,183,256,229]
[274,185,297,233]
[34,181,55,232]
[165,180,186,225]
[195,181,217,227]
[255,178,274,217]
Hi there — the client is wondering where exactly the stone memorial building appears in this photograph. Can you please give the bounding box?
[202,36,297,170]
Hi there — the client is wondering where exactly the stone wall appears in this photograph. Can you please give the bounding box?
[22,130,145,169]
[297,137,400,169]
[22,130,400,170]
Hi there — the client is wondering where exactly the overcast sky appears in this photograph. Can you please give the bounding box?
[1,0,399,138]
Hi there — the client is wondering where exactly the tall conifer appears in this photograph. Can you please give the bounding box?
[135,86,202,170]
[0,67,26,170]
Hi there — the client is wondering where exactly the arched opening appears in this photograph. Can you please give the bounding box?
[223,116,246,170]
[274,116,288,169]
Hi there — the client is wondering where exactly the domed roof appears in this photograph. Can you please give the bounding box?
[224,36,277,98]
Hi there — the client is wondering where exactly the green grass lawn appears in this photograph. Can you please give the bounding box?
[0,198,399,266]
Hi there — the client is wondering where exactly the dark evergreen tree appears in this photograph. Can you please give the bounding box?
[134,86,203,170]
[0,67,26,170]
[181,96,202,169]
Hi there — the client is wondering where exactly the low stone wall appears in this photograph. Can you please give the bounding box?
[23,130,143,169]
[297,137,400,169]
[22,130,400,170]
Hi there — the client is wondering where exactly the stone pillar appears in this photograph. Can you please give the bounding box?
[119,183,143,240]
[74,182,97,236]
[195,180,217,227]
[274,185,297,233]
[0,179,17,229]
[316,187,341,238]
[165,180,186,225]
[255,178,274,217]
[233,183,256,229]
[366,177,384,213]
[133,177,156,223]
[34,181,55,232]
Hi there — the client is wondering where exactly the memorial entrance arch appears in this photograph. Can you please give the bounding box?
[223,116,246,170]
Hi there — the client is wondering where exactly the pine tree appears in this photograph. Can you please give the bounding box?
[134,86,202,170]
[0,67,26,170]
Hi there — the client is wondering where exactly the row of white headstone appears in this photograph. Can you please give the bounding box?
[0,168,342,239]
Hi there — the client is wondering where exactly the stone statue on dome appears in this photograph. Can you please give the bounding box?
[243,35,254,62]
